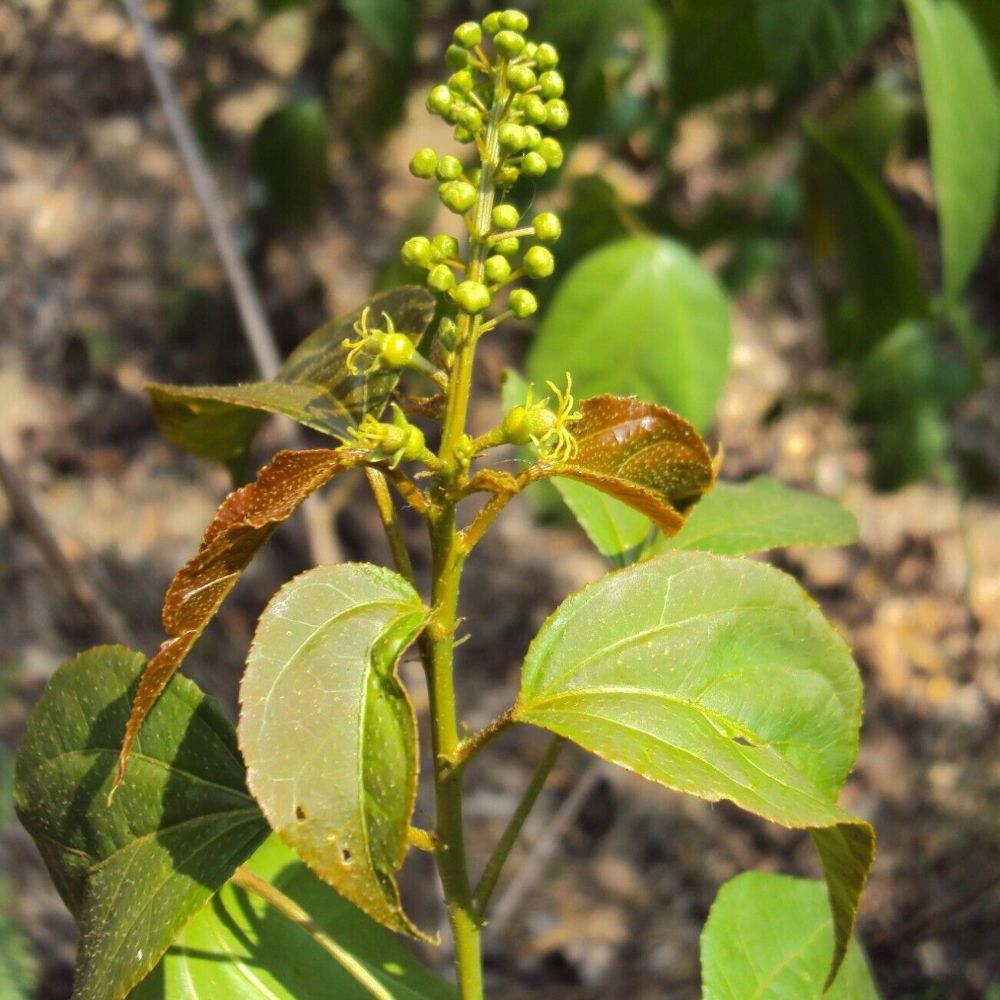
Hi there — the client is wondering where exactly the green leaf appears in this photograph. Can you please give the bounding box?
[514,552,874,981]
[701,872,881,999]
[802,119,927,359]
[252,98,329,228]
[654,477,859,555]
[149,286,436,477]
[0,882,37,1000]
[905,0,1000,300]
[131,835,456,1000]
[755,0,895,95]
[342,0,415,65]
[239,564,428,937]
[553,477,654,566]
[528,237,731,431]
[14,646,269,1000]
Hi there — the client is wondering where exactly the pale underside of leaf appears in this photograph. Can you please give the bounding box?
[240,564,429,938]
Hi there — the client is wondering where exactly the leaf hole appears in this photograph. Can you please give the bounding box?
[341,848,353,864]
[295,804,307,821]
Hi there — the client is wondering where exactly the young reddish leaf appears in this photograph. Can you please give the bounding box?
[539,395,716,536]
[116,448,362,789]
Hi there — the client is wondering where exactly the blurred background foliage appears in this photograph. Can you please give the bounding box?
[165,0,998,492]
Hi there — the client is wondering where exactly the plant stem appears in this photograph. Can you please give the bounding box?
[365,467,417,586]
[230,867,394,1000]
[473,735,565,918]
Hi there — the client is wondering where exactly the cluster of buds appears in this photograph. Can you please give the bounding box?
[402,8,565,326]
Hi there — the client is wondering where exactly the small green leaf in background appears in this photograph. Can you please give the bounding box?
[252,98,329,228]
[701,872,881,999]
[514,552,874,981]
[14,646,269,1000]
[240,563,428,937]
[342,0,414,65]
[0,882,37,1000]
[528,236,732,431]
[654,476,858,555]
[802,119,927,360]
[148,286,436,478]
[131,835,456,1000]
[905,0,1000,300]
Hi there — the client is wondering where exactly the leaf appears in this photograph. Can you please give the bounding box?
[252,98,329,228]
[14,646,268,1000]
[239,564,428,937]
[701,872,881,999]
[527,237,731,431]
[905,0,1000,300]
[342,0,415,65]
[802,119,927,359]
[117,448,362,787]
[131,836,456,1000]
[538,395,717,537]
[0,883,37,1000]
[654,476,858,555]
[149,286,436,476]
[514,551,874,981]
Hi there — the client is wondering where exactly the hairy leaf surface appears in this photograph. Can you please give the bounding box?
[14,646,268,1000]
[239,564,428,937]
[528,237,731,430]
[514,552,873,981]
[701,872,881,998]
[131,836,455,1000]
[906,0,1000,299]
[654,476,858,555]
[117,449,361,786]
[149,286,436,476]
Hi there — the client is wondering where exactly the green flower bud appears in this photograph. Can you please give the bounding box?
[524,245,555,278]
[439,179,477,213]
[522,94,548,125]
[442,98,466,125]
[535,43,559,69]
[426,85,453,116]
[453,280,491,314]
[446,44,470,70]
[485,255,512,284]
[499,9,530,32]
[539,70,565,99]
[544,99,569,130]
[498,123,528,151]
[401,236,434,267]
[495,236,520,256]
[436,155,463,181]
[432,233,460,260]
[492,204,520,230]
[496,164,521,186]
[409,147,438,178]
[453,125,475,144]
[449,69,475,94]
[467,167,483,186]
[524,125,543,149]
[508,65,537,92]
[509,288,538,318]
[538,137,564,168]
[483,12,502,35]
[533,212,562,243]
[428,264,456,292]
[380,333,416,368]
[503,402,556,444]
[522,41,538,60]
[522,151,547,177]
[457,106,483,132]
[437,315,457,350]
[494,30,525,58]
[453,21,482,48]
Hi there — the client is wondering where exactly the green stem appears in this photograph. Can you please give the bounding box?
[472,735,565,918]
[364,467,416,587]
[231,867,394,1000]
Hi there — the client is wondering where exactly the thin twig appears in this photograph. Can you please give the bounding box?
[489,759,606,935]
[121,0,342,565]
[231,867,394,1000]
[364,468,416,586]
[0,450,132,645]
[473,735,565,918]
